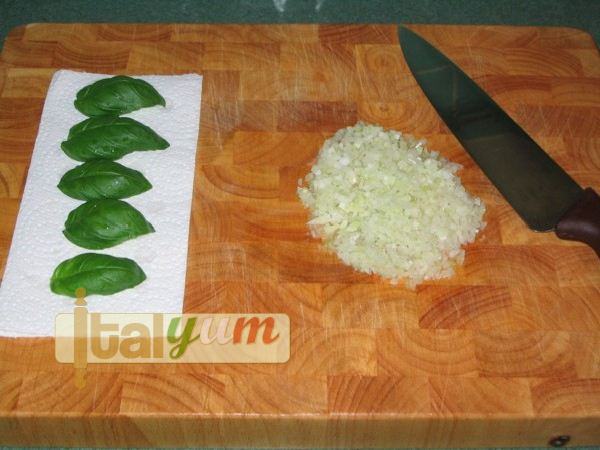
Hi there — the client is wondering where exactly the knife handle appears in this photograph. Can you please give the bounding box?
[555,188,600,258]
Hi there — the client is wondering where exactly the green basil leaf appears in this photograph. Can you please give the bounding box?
[74,75,166,117]
[61,116,169,162]
[64,199,155,250]
[51,253,146,297]
[58,160,152,200]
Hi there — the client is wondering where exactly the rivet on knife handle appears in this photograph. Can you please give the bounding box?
[555,188,600,258]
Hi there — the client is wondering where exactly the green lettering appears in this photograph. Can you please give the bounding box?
[167,316,199,359]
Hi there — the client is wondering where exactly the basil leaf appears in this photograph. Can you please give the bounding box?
[64,199,155,250]
[58,160,152,200]
[74,75,166,117]
[51,253,146,297]
[61,116,169,162]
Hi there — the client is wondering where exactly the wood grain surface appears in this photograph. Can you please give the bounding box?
[0,23,599,448]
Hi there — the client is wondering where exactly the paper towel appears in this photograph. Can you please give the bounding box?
[0,70,203,337]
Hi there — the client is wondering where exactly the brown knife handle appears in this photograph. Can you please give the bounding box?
[555,188,600,258]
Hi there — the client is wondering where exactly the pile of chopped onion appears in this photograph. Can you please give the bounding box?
[297,122,485,287]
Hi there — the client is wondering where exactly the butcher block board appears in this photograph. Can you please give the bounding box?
[0,23,599,448]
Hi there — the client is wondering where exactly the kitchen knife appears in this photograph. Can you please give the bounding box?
[399,26,600,257]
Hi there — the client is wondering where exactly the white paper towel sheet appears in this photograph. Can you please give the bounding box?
[0,70,203,337]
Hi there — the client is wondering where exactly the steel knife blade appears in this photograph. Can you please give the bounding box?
[399,26,600,257]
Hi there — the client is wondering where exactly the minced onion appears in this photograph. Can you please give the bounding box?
[297,122,485,287]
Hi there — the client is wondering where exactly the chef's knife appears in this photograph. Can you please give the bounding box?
[399,26,600,257]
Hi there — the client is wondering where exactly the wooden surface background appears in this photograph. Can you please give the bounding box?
[0,23,599,448]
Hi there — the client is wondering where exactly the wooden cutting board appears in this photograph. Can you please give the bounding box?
[0,23,599,448]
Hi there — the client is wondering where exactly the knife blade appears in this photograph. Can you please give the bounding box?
[399,26,600,257]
